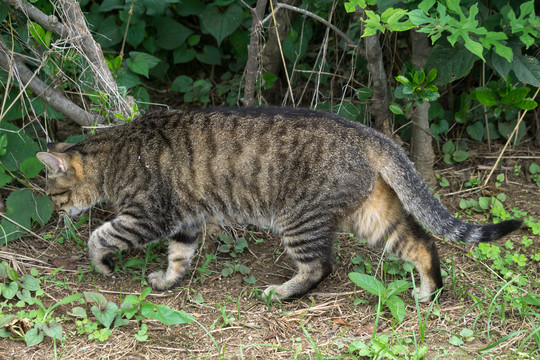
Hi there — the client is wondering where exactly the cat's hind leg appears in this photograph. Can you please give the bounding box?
[350,178,443,302]
[147,231,199,291]
[263,223,334,301]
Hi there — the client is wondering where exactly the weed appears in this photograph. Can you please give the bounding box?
[349,272,410,325]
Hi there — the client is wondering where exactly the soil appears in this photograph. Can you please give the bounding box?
[0,140,539,360]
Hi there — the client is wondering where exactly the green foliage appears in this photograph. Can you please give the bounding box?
[217,233,249,258]
[0,189,52,244]
[349,272,409,323]
[529,163,540,188]
[348,0,540,78]
[391,67,440,126]
[442,140,469,164]
[1,264,194,346]
[121,287,194,327]
[349,333,427,359]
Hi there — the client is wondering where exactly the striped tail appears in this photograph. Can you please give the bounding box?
[367,132,522,243]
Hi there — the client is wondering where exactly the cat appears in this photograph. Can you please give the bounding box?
[36,107,522,302]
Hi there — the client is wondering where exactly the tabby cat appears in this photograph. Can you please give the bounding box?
[37,108,522,302]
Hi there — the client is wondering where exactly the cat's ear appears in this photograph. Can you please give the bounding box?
[36,152,69,173]
[47,142,74,153]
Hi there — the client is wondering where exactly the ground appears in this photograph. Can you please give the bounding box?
[0,142,539,360]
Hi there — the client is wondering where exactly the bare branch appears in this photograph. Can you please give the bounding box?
[242,0,268,107]
[263,2,358,49]
[57,0,130,120]
[5,0,68,37]
[0,39,103,126]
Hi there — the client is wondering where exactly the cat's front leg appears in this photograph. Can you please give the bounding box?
[88,215,160,275]
[147,231,198,291]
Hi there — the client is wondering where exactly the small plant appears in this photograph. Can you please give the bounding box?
[349,272,410,324]
[529,163,540,188]
[349,333,427,359]
[221,261,256,285]
[435,173,450,187]
[390,67,440,116]
[442,140,469,164]
[210,304,236,329]
[121,287,194,327]
[449,328,475,347]
[171,76,212,103]
[195,253,217,282]
[217,234,249,258]
[351,254,372,274]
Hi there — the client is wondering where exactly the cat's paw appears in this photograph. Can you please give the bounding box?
[263,285,284,302]
[147,270,167,291]
[93,254,115,276]
[412,287,432,303]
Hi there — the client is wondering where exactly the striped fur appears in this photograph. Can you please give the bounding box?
[37,107,522,302]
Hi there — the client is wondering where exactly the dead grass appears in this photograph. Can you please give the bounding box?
[1,145,539,360]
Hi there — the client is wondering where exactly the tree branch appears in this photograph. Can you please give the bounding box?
[0,39,103,126]
[242,0,268,107]
[263,2,358,49]
[5,0,68,37]
[4,0,132,124]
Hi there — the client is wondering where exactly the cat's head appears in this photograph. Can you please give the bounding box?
[37,143,99,216]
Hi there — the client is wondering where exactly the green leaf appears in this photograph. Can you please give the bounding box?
[389,104,405,115]
[141,302,194,325]
[196,46,222,65]
[154,17,193,50]
[99,0,123,11]
[84,292,108,308]
[501,87,529,105]
[466,121,484,141]
[68,306,87,318]
[95,16,122,48]
[0,189,53,243]
[386,280,410,295]
[125,21,145,47]
[19,157,44,179]
[126,56,149,78]
[449,335,464,346]
[442,141,455,155]
[0,282,18,299]
[25,327,44,347]
[515,99,538,110]
[114,313,130,328]
[511,52,540,87]
[140,287,152,300]
[386,295,406,322]
[201,3,243,46]
[19,274,40,291]
[91,302,118,329]
[395,75,410,85]
[348,273,385,297]
[344,0,367,13]
[42,321,64,341]
[475,89,498,106]
[425,45,476,85]
[418,0,436,14]
[452,150,469,162]
[0,123,40,172]
[479,197,491,210]
[176,0,204,16]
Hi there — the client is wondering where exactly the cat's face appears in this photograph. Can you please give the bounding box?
[37,144,97,216]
